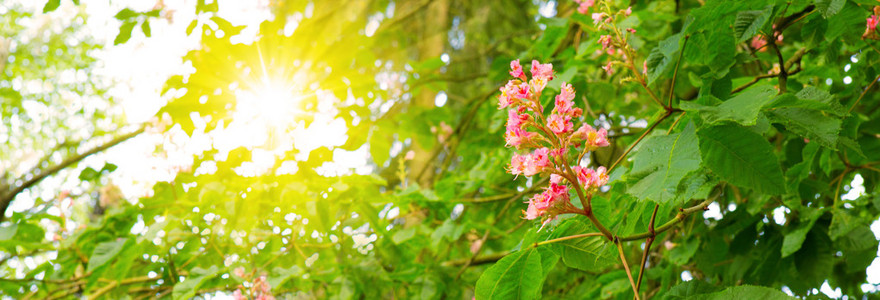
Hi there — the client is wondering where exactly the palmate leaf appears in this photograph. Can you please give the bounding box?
[86,238,130,272]
[733,5,774,43]
[698,124,785,195]
[769,108,841,149]
[547,218,616,271]
[680,85,777,126]
[475,248,543,300]
[815,0,845,18]
[628,122,701,205]
[646,33,682,85]
[692,285,795,299]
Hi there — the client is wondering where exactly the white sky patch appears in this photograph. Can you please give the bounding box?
[821,280,842,298]
[703,202,722,220]
[842,174,865,200]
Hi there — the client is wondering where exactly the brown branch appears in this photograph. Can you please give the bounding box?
[768,41,787,93]
[732,48,805,94]
[0,125,145,221]
[635,204,659,297]
[616,239,641,300]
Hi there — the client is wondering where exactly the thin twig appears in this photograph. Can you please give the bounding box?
[848,73,880,114]
[668,35,690,108]
[635,204,660,298]
[616,239,641,300]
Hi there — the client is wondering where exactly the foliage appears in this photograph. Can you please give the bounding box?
[2,0,880,299]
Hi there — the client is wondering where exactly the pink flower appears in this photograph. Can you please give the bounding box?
[642,60,647,74]
[624,6,632,16]
[591,13,605,24]
[498,81,531,109]
[523,182,569,220]
[530,76,548,94]
[575,0,594,14]
[505,127,537,148]
[524,192,551,219]
[750,35,767,51]
[573,166,609,188]
[530,60,554,81]
[506,109,528,131]
[523,147,550,176]
[509,59,525,79]
[602,61,614,75]
[550,174,564,185]
[525,200,541,219]
[586,126,610,148]
[555,82,575,115]
[592,166,609,187]
[598,35,612,51]
[546,182,569,201]
[233,290,246,300]
[865,15,879,39]
[509,153,527,176]
[549,147,567,159]
[547,113,573,135]
[233,267,246,278]
[573,166,595,187]
[627,28,636,33]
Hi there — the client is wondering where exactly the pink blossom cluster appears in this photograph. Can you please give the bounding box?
[589,4,635,76]
[497,60,612,223]
[865,7,880,40]
[750,25,784,52]
[575,0,595,14]
[232,267,275,300]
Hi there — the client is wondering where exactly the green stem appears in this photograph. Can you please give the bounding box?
[618,187,722,242]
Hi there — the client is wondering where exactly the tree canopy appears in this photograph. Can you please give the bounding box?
[3,0,880,299]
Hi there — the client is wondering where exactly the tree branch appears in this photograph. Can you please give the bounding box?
[619,187,722,242]
[0,125,145,221]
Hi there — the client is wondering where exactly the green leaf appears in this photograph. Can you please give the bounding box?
[114,8,138,20]
[475,248,543,300]
[781,208,821,258]
[815,0,846,18]
[692,285,795,299]
[0,224,17,240]
[548,218,616,271]
[667,238,700,265]
[766,87,846,116]
[186,19,199,36]
[141,20,152,38]
[829,209,862,241]
[87,238,129,272]
[646,33,681,85]
[793,229,834,289]
[698,124,785,194]
[665,280,721,299]
[391,226,416,244]
[733,5,774,43]
[532,18,568,59]
[172,266,221,299]
[769,108,841,149]
[114,21,138,45]
[628,122,701,205]
[42,0,61,13]
[681,84,776,126]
